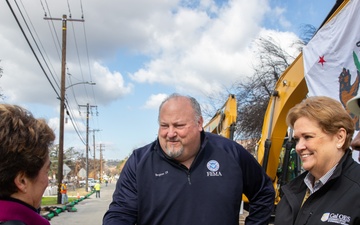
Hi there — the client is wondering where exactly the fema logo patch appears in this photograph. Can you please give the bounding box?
[206,160,222,176]
[207,160,220,172]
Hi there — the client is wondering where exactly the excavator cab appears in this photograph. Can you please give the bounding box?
[276,135,302,198]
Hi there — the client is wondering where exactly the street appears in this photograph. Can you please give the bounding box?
[46,181,273,225]
[49,182,115,225]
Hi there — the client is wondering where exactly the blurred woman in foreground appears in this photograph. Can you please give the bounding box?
[0,104,55,225]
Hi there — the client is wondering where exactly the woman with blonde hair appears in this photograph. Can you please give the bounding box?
[275,96,360,224]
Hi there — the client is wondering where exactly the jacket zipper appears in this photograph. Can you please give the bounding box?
[175,162,192,185]
[303,211,313,224]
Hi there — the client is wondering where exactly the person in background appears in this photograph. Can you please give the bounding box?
[94,181,101,198]
[60,181,68,205]
[0,104,55,225]
[103,93,275,225]
[346,93,360,161]
[275,96,360,225]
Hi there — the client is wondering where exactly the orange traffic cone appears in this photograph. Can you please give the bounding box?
[77,192,80,199]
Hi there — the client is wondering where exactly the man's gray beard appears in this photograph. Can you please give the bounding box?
[165,145,184,159]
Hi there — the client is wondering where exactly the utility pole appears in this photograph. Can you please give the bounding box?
[79,103,97,191]
[44,14,84,204]
[91,129,100,179]
[100,143,105,182]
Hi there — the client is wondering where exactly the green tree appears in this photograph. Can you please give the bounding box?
[49,144,84,181]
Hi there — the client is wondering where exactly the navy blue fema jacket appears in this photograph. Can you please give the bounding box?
[103,131,275,225]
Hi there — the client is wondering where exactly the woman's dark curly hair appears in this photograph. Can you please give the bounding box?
[0,104,55,197]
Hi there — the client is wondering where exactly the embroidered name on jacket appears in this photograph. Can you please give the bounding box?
[321,212,351,225]
[206,160,222,176]
[155,171,168,177]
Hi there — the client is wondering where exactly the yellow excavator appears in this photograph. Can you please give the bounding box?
[203,94,237,141]
[203,0,352,212]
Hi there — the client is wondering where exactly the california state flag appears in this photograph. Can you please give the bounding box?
[303,0,360,111]
[303,0,360,161]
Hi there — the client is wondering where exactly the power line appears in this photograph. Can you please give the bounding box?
[19,0,61,90]
[6,0,60,98]
[8,0,103,158]
[42,0,62,58]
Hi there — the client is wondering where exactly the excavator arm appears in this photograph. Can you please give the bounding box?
[257,55,308,204]
[203,94,237,140]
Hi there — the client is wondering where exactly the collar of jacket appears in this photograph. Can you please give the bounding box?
[0,197,39,213]
[154,130,208,169]
[283,148,353,194]
[329,148,352,179]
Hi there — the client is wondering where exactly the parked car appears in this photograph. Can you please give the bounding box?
[88,180,96,188]
[79,178,95,188]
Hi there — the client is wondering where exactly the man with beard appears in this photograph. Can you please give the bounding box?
[103,93,275,225]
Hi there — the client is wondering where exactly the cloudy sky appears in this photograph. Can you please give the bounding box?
[1,0,335,160]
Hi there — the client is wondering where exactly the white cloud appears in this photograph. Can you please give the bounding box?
[0,0,298,107]
[91,62,133,104]
[273,6,291,29]
[130,0,270,96]
[143,93,168,109]
[0,0,313,160]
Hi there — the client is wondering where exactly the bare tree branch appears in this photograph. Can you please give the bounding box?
[233,36,302,152]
